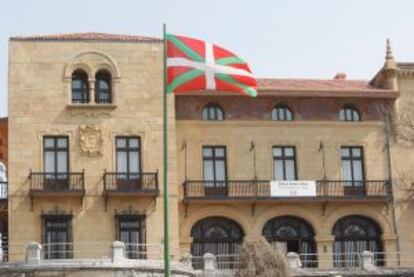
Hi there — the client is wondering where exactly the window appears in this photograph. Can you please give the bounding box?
[116,215,146,259]
[43,215,72,259]
[339,105,360,122]
[95,70,112,104]
[202,104,224,121]
[263,216,317,268]
[71,70,89,104]
[203,146,227,196]
[44,137,69,189]
[272,104,293,121]
[333,215,383,267]
[116,137,141,189]
[191,217,244,270]
[0,162,5,182]
[273,146,297,180]
[341,146,365,192]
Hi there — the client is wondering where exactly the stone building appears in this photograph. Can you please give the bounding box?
[5,33,414,269]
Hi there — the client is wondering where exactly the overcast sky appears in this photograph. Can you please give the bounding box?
[1,0,414,116]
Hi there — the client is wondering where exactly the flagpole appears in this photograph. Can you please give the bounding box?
[162,23,171,277]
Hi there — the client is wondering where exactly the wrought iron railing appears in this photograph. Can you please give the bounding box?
[29,172,85,192]
[0,182,7,199]
[183,180,391,200]
[103,172,159,193]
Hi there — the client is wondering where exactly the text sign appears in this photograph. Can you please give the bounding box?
[270,180,316,197]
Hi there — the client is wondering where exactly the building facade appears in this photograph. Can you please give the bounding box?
[6,33,414,268]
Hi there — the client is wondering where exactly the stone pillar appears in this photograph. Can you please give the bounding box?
[315,235,335,269]
[203,253,216,276]
[89,79,95,104]
[287,252,301,269]
[382,233,398,267]
[111,241,126,263]
[26,242,42,265]
[179,236,193,260]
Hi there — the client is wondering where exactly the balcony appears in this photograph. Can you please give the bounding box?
[103,172,159,209]
[183,180,391,204]
[29,172,85,208]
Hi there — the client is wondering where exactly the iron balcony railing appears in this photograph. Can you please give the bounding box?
[183,180,391,201]
[29,172,85,192]
[103,172,159,193]
[0,182,7,199]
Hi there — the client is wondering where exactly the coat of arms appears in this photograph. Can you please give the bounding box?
[79,124,104,156]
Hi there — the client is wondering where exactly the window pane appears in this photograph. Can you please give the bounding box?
[339,109,345,121]
[285,160,296,180]
[285,147,294,157]
[209,108,215,119]
[44,138,54,148]
[217,109,223,120]
[346,109,352,120]
[286,110,293,121]
[215,148,225,158]
[353,161,363,181]
[203,148,212,158]
[202,108,209,120]
[129,152,140,173]
[274,160,284,180]
[203,161,214,181]
[272,109,277,120]
[215,160,226,181]
[57,138,67,148]
[352,148,361,157]
[341,148,350,158]
[129,138,139,148]
[342,160,352,181]
[117,151,127,173]
[278,108,285,120]
[45,151,55,172]
[353,110,360,121]
[117,138,126,148]
[273,147,282,157]
[57,151,68,173]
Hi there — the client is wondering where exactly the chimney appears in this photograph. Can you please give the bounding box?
[334,73,347,80]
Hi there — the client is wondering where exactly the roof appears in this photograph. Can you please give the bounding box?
[397,62,414,71]
[257,78,390,93]
[10,32,162,43]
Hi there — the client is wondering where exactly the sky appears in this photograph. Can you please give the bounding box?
[1,0,414,117]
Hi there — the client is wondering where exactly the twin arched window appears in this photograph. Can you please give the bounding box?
[71,70,112,104]
[272,104,293,121]
[202,104,224,121]
[339,105,360,122]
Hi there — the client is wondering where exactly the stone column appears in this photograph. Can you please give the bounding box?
[315,235,335,269]
[89,79,95,104]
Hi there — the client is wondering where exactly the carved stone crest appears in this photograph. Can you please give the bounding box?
[79,124,104,156]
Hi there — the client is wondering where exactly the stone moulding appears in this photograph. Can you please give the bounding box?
[79,124,104,156]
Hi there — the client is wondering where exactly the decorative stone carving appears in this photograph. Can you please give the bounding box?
[79,124,104,156]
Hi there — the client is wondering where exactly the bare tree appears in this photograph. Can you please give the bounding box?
[237,238,290,277]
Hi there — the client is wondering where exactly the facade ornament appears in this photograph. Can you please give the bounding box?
[79,124,104,156]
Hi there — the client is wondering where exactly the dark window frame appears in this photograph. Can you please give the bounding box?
[115,214,146,259]
[115,136,142,178]
[94,70,112,104]
[42,214,73,259]
[202,104,225,121]
[339,105,361,122]
[202,146,228,182]
[71,70,89,104]
[340,146,365,182]
[272,146,298,180]
[43,136,69,174]
[272,104,294,121]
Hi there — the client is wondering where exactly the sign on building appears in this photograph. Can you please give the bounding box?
[270,180,316,197]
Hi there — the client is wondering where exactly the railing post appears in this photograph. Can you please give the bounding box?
[26,242,42,265]
[203,253,217,275]
[287,252,301,269]
[111,241,126,262]
[362,250,376,271]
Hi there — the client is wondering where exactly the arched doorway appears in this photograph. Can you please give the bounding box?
[262,216,317,267]
[333,215,383,267]
[191,217,244,269]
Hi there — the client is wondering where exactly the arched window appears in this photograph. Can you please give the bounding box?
[272,104,293,121]
[71,70,89,104]
[95,70,112,104]
[262,216,316,267]
[191,217,244,269]
[339,105,360,122]
[333,215,383,267]
[202,104,224,121]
